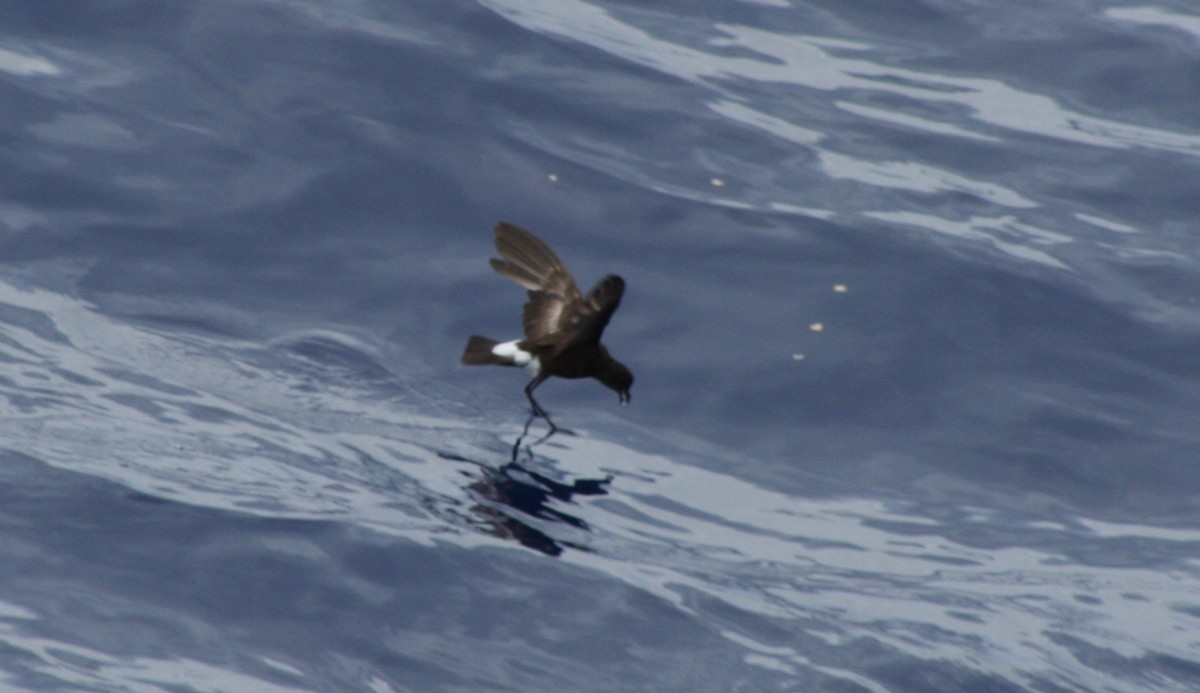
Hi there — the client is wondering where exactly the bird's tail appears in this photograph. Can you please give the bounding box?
[461,335,504,365]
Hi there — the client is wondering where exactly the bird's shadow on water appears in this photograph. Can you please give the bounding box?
[437,424,611,557]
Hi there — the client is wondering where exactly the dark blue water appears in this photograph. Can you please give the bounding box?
[2,1,1199,690]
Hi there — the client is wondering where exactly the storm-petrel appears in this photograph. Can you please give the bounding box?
[461,222,633,430]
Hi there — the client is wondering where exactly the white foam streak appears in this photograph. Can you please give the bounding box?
[0,46,59,76]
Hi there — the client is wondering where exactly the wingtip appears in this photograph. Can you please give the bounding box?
[494,221,522,238]
[493,221,534,256]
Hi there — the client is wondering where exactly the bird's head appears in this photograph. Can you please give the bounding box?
[600,362,633,405]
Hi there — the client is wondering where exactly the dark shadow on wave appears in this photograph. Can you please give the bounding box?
[437,451,611,557]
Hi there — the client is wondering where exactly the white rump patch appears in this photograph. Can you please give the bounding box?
[492,340,539,375]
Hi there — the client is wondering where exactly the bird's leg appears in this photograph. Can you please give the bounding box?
[518,380,576,447]
[524,380,558,434]
[508,381,548,459]
[510,411,539,463]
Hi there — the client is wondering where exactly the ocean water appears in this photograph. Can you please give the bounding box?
[2,1,1200,691]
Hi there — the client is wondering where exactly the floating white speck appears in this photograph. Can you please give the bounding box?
[833,284,847,293]
[809,323,824,332]
[547,173,559,182]
[710,177,725,187]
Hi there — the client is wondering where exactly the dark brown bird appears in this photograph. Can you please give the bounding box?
[462,222,633,429]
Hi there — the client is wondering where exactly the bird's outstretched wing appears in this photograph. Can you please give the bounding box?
[491,222,625,345]
[574,274,624,344]
[490,222,584,341]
